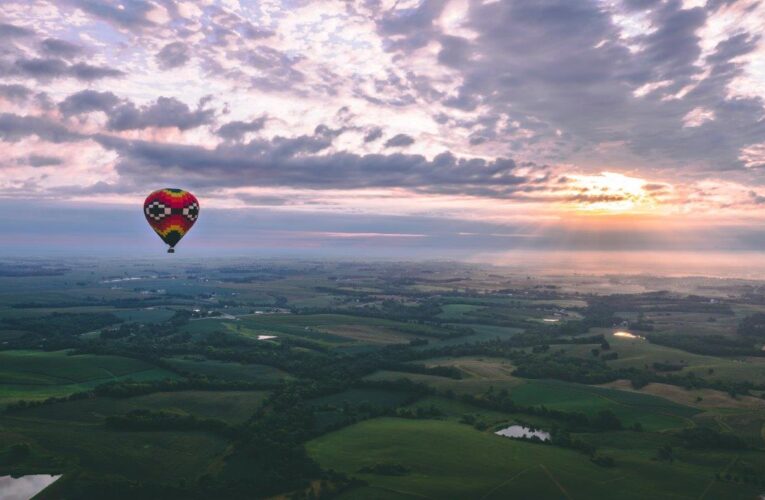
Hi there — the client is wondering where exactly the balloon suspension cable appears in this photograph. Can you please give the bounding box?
[167,247,175,254]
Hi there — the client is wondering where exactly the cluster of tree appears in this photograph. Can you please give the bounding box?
[0,264,69,276]
[294,305,476,339]
[715,472,765,488]
[585,292,733,318]
[550,429,597,456]
[646,334,762,357]
[357,463,410,476]
[4,389,98,412]
[383,362,462,379]
[105,410,240,439]
[395,405,445,419]
[11,295,196,310]
[737,313,765,340]
[677,427,749,450]
[4,377,278,413]
[512,354,626,385]
[652,361,685,372]
[590,454,616,467]
[0,442,31,466]
[452,388,624,433]
[0,312,121,338]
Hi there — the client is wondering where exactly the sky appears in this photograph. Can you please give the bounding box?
[1,0,765,265]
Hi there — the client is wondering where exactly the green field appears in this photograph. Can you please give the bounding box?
[163,356,291,382]
[0,350,179,408]
[309,388,415,409]
[557,331,765,385]
[307,418,761,499]
[1,416,229,486]
[436,304,485,320]
[4,390,269,424]
[3,260,765,498]
[509,379,699,431]
[236,314,447,344]
[365,356,523,394]
[112,308,177,324]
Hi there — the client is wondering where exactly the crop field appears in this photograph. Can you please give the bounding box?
[1,416,230,486]
[308,418,761,500]
[0,350,178,408]
[163,356,291,382]
[556,331,765,385]
[509,379,698,431]
[308,389,415,409]
[399,396,570,432]
[238,313,446,341]
[422,356,519,381]
[457,323,523,338]
[602,380,765,410]
[365,358,523,395]
[436,304,485,320]
[5,390,269,425]
[111,308,177,324]
[2,260,765,498]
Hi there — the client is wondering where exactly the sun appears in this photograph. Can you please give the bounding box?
[563,171,661,214]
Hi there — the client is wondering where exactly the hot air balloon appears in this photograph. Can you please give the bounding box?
[143,188,199,253]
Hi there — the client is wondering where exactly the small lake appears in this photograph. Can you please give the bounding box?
[0,475,61,500]
[257,335,278,340]
[495,425,551,442]
[613,331,645,340]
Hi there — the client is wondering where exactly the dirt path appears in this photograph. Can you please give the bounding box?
[480,467,532,499]
[698,454,738,500]
[540,464,573,500]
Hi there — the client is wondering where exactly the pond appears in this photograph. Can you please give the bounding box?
[495,425,551,442]
[257,335,278,340]
[0,475,61,500]
[613,331,645,340]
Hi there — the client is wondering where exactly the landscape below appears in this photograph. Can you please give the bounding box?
[0,258,764,499]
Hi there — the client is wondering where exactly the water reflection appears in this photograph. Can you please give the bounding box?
[613,331,645,340]
[495,425,551,442]
[0,475,61,500]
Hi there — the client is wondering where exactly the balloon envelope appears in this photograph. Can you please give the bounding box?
[143,188,199,251]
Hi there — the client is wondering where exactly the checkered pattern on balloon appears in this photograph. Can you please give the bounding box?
[143,188,199,252]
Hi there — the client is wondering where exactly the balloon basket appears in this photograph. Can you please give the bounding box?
[167,248,175,254]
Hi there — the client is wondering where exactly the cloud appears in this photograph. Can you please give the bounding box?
[642,183,669,192]
[0,113,83,143]
[68,0,156,29]
[12,58,123,81]
[40,38,83,59]
[26,155,64,167]
[156,42,191,70]
[749,191,765,205]
[0,84,32,102]
[59,90,121,116]
[107,97,214,131]
[69,62,124,81]
[385,133,415,148]
[93,131,529,198]
[14,58,68,79]
[0,0,764,241]
[364,127,383,143]
[236,194,291,206]
[375,0,765,170]
[683,107,715,127]
[216,116,267,141]
[0,22,33,39]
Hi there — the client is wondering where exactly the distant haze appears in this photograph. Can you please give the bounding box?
[1,1,765,273]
